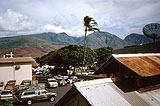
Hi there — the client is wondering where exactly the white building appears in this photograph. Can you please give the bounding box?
[0,56,35,86]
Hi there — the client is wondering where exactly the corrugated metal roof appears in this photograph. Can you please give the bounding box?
[75,79,131,106]
[114,54,160,77]
[0,57,35,63]
[138,88,160,106]
[74,78,160,106]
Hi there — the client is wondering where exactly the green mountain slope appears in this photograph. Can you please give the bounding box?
[79,31,131,49]
[0,31,133,57]
[124,33,154,45]
[0,35,49,52]
[52,32,77,45]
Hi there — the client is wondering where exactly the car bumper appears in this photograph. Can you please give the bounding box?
[0,96,13,100]
[50,84,58,87]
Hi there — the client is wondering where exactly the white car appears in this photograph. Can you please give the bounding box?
[48,79,58,88]
[0,90,13,100]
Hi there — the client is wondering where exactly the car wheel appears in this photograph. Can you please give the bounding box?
[27,99,32,105]
[50,96,55,102]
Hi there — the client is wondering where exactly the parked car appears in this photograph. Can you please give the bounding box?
[14,86,57,105]
[0,90,13,100]
[48,78,58,88]
[65,78,73,84]
[36,75,50,87]
[57,79,67,86]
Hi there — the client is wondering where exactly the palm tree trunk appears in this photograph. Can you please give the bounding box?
[82,27,87,73]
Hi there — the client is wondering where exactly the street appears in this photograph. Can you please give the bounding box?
[0,85,72,106]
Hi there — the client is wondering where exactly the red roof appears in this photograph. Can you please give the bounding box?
[95,54,160,77]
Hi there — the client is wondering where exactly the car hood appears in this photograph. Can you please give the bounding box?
[47,92,57,96]
[48,82,58,84]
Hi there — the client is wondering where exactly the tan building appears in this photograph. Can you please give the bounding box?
[0,56,35,86]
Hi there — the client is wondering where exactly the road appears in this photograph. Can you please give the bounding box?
[0,85,72,106]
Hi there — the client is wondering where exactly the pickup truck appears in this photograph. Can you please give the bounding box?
[14,86,57,105]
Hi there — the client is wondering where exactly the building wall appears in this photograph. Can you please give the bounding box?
[15,63,32,85]
[0,63,32,85]
[0,65,14,85]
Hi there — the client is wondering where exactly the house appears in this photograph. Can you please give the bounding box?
[94,53,160,90]
[0,53,35,87]
[55,78,160,106]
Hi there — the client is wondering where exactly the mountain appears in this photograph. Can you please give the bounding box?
[78,32,131,49]
[0,31,132,57]
[124,33,154,45]
[0,32,69,57]
[52,32,77,45]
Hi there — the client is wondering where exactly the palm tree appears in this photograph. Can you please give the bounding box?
[83,16,99,72]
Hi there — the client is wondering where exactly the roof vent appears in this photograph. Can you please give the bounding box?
[5,52,14,58]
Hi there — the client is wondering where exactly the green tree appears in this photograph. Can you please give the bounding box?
[83,16,99,71]
[38,45,96,75]
[94,46,113,67]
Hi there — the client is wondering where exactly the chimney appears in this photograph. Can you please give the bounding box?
[10,52,13,58]
[6,52,14,58]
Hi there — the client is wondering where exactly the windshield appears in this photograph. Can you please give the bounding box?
[1,91,12,95]
[58,79,64,81]
[48,80,56,82]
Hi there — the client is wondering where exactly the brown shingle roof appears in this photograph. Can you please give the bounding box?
[95,53,160,77]
[0,57,35,63]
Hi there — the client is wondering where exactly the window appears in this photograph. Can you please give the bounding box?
[24,91,35,95]
[41,90,47,94]
[1,91,12,95]
[0,82,4,87]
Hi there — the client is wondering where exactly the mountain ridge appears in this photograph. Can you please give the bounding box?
[0,31,132,57]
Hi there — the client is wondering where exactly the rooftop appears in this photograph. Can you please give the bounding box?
[0,57,35,64]
[56,78,160,106]
[95,53,160,77]
[113,53,160,57]
[75,78,160,106]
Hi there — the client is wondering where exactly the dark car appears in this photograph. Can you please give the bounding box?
[14,86,57,105]
[57,79,67,86]
[65,78,73,84]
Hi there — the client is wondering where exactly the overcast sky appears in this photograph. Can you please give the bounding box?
[0,0,160,39]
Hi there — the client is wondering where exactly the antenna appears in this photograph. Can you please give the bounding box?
[142,23,160,42]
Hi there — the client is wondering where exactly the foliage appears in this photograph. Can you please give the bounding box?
[5,98,13,106]
[83,16,100,70]
[94,46,113,66]
[38,45,96,68]
[36,45,113,73]
[83,16,100,32]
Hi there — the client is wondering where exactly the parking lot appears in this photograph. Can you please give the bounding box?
[0,85,72,106]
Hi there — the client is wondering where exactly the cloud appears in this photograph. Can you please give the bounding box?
[43,24,67,33]
[91,0,160,38]
[0,9,35,34]
[52,14,80,29]
[42,14,85,37]
[42,24,84,37]
[0,0,160,38]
